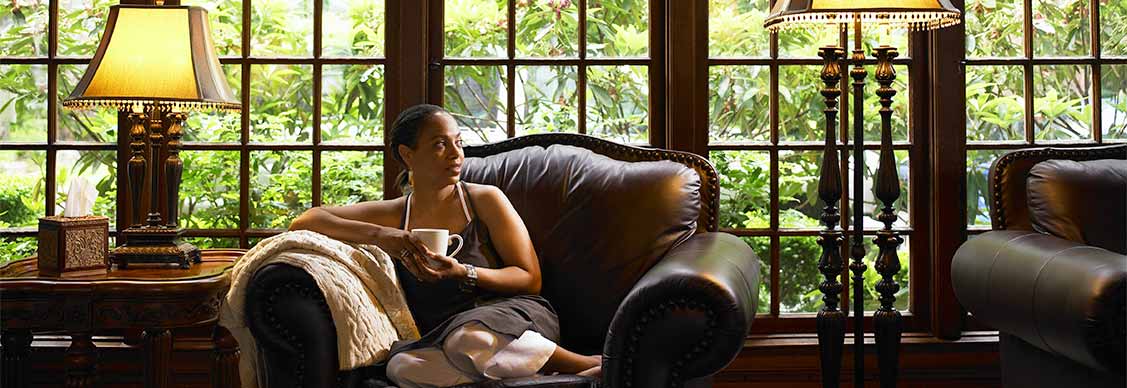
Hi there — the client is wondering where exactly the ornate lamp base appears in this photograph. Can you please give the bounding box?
[111,227,200,269]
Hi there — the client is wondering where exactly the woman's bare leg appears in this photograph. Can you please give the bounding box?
[539,346,601,375]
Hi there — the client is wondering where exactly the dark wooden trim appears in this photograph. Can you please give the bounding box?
[708,142,914,151]
[710,57,913,66]
[720,228,915,237]
[385,0,428,199]
[962,57,1127,65]
[664,0,707,155]
[908,29,933,323]
[577,0,587,135]
[438,58,648,65]
[238,0,251,248]
[506,0,515,139]
[928,0,968,340]
[216,57,388,64]
[718,331,1000,386]
[311,0,323,208]
[648,0,666,148]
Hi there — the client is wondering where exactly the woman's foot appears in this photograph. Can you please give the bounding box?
[576,354,601,377]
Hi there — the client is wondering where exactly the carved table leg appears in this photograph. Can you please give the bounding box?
[65,333,97,388]
[2,330,33,388]
[143,329,172,388]
[213,326,241,388]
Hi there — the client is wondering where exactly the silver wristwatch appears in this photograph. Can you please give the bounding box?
[461,263,477,292]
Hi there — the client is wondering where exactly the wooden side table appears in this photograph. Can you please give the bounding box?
[0,250,244,388]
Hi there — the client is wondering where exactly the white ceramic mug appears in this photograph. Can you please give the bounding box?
[410,228,464,265]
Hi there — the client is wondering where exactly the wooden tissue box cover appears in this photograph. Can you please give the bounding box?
[37,215,109,276]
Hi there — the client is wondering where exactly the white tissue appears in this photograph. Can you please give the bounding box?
[63,176,98,217]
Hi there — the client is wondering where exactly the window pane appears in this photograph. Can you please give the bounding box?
[967,65,1025,141]
[445,65,507,144]
[251,151,312,228]
[184,237,240,249]
[862,65,909,142]
[324,0,385,57]
[849,150,910,229]
[251,64,313,143]
[779,151,823,229]
[445,0,507,58]
[182,0,242,57]
[779,26,839,59]
[58,64,116,142]
[515,66,578,136]
[1102,0,1127,56]
[0,237,37,266]
[709,65,769,143]
[1102,65,1127,140]
[1034,64,1091,141]
[779,235,822,313]
[712,150,770,229]
[967,149,1006,226]
[861,28,908,57]
[1,0,48,56]
[180,151,240,229]
[587,65,647,144]
[708,0,769,58]
[59,0,116,57]
[322,64,385,144]
[322,151,384,205]
[251,0,313,56]
[587,0,647,58]
[965,0,1023,58]
[0,65,47,142]
[0,150,46,228]
[741,236,771,315]
[515,0,577,57]
[185,64,241,143]
[55,150,116,227]
[1033,0,1089,57]
[862,236,909,312]
[779,65,823,142]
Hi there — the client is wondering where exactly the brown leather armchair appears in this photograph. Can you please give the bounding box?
[244,134,761,387]
[952,144,1127,388]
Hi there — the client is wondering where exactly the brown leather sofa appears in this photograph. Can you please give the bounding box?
[952,144,1127,388]
[244,133,762,387]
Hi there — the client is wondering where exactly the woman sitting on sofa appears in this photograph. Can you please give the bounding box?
[288,104,600,387]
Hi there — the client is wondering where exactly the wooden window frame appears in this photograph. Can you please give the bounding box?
[422,0,664,149]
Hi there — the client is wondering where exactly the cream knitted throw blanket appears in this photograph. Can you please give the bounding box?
[219,230,420,388]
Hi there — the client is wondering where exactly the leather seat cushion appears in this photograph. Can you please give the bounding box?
[461,144,701,352]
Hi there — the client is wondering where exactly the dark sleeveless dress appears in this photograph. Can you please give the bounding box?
[388,182,560,356]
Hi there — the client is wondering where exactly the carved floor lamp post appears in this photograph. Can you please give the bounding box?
[62,2,239,269]
[763,2,961,387]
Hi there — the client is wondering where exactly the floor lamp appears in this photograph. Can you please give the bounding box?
[763,2,961,387]
[62,2,240,269]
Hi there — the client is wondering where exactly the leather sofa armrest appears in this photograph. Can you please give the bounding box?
[952,230,1126,374]
[246,263,341,388]
[603,232,760,388]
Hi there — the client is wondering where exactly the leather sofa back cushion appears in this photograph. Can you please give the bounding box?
[1028,159,1127,254]
[461,144,701,351]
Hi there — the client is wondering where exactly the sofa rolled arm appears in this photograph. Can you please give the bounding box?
[246,263,340,388]
[603,232,760,388]
[952,230,1126,375]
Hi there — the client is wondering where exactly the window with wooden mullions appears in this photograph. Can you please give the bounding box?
[964,0,1127,233]
[0,0,389,259]
[432,0,654,146]
[708,0,925,334]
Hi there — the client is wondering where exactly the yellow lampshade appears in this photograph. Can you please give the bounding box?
[764,0,961,32]
[63,5,238,112]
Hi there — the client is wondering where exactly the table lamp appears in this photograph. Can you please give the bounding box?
[63,2,239,269]
[764,1,960,387]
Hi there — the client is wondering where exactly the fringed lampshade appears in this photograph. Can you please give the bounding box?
[764,0,961,31]
[63,4,239,113]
